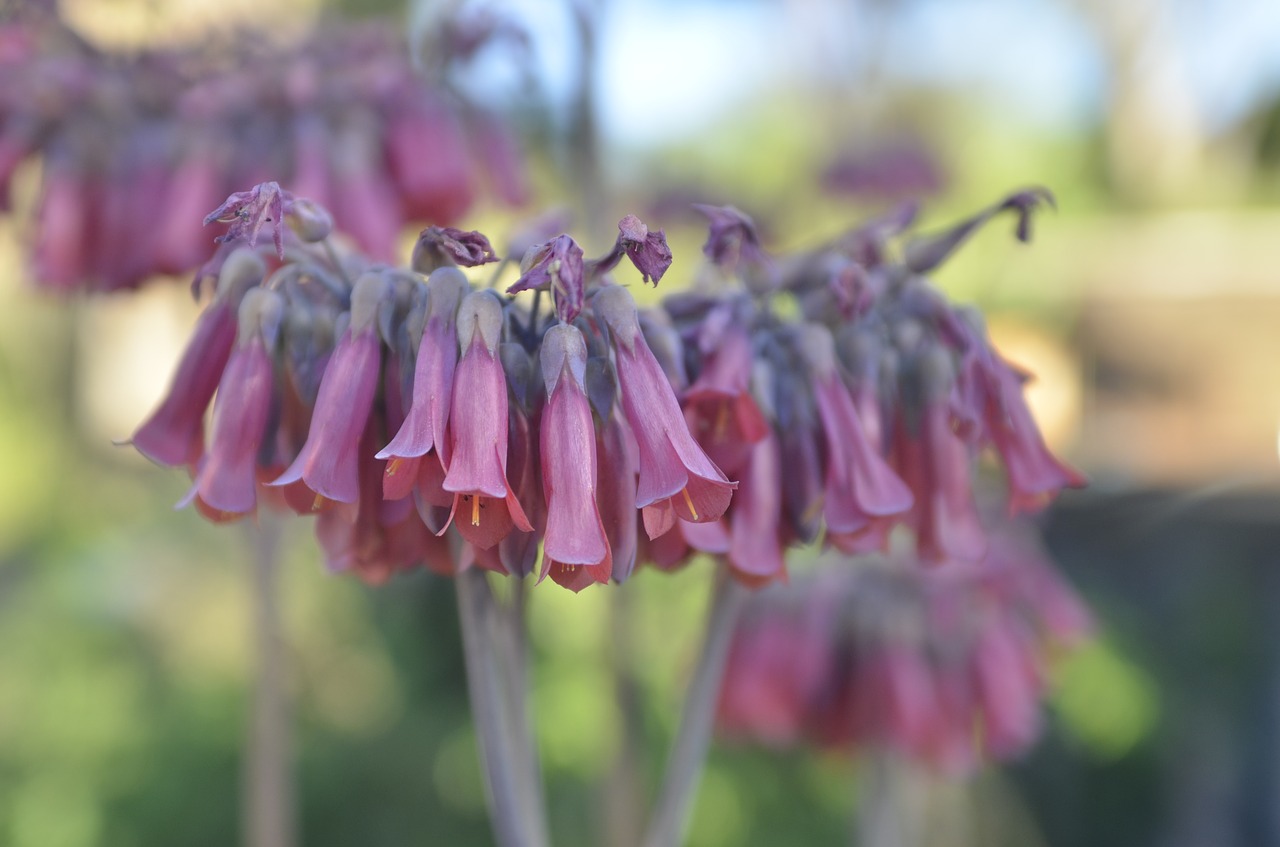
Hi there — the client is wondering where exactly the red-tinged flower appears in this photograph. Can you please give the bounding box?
[508,234,585,322]
[592,215,673,285]
[130,249,267,467]
[501,400,544,578]
[596,412,639,582]
[204,180,294,259]
[799,324,913,537]
[901,347,987,564]
[271,273,389,506]
[155,140,229,276]
[316,429,455,582]
[595,285,737,537]
[539,325,611,592]
[683,311,769,476]
[718,616,822,747]
[441,291,533,548]
[971,616,1043,759]
[411,226,498,274]
[692,203,770,276]
[378,267,470,496]
[384,89,476,225]
[728,430,787,587]
[178,288,283,522]
[981,352,1086,514]
[329,119,404,263]
[32,146,89,291]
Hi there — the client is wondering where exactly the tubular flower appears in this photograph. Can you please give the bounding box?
[441,291,533,549]
[179,288,283,521]
[595,285,737,539]
[378,267,469,498]
[270,272,390,507]
[538,325,612,592]
[682,305,769,476]
[135,178,1082,599]
[130,249,266,468]
[798,324,913,542]
[717,530,1093,771]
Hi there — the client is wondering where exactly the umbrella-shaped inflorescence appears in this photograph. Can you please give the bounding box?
[131,182,1082,592]
[0,14,527,292]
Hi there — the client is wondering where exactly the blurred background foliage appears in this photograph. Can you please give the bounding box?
[3,0,1280,845]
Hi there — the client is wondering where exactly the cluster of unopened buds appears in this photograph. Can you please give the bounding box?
[0,13,525,292]
[129,180,1083,593]
[717,530,1093,771]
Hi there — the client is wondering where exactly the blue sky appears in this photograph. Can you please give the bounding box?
[492,0,1280,146]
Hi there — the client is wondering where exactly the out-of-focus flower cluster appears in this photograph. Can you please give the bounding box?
[131,181,1081,593]
[0,15,526,293]
[717,531,1093,772]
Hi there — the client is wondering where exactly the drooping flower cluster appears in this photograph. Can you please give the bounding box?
[0,15,526,292]
[716,530,1093,772]
[132,180,1081,592]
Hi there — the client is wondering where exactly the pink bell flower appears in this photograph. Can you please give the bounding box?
[130,249,266,467]
[440,291,533,548]
[538,325,612,591]
[595,286,736,538]
[270,272,389,506]
[179,288,283,521]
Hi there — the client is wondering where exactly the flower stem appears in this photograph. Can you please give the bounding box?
[455,570,550,847]
[243,518,295,847]
[641,567,748,847]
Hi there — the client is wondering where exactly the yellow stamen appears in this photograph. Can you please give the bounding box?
[471,495,481,527]
[714,402,730,441]
[311,493,327,512]
[386,458,403,476]
[681,488,699,521]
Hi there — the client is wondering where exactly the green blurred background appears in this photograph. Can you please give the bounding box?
[3,0,1280,844]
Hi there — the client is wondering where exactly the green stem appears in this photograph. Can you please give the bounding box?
[641,567,748,847]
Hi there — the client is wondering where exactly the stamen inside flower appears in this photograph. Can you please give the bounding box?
[681,488,699,520]
[471,494,481,527]
[386,458,404,476]
[714,402,730,441]
[312,493,327,511]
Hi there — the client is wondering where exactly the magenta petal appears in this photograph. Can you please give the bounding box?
[377,271,465,463]
[814,374,912,528]
[596,414,638,582]
[541,373,609,568]
[182,339,274,516]
[271,328,381,503]
[443,336,511,499]
[616,338,734,514]
[132,300,237,467]
[729,431,786,580]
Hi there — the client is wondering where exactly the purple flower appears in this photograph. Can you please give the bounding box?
[507,234,586,322]
[377,267,469,491]
[798,324,913,537]
[441,291,533,548]
[595,285,737,538]
[178,288,283,521]
[593,215,673,285]
[907,347,987,563]
[596,412,639,583]
[270,273,390,506]
[727,430,786,586]
[981,352,1086,514]
[692,204,769,275]
[539,325,612,592]
[130,249,266,467]
[683,312,769,476]
[411,226,499,274]
[204,181,294,259]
